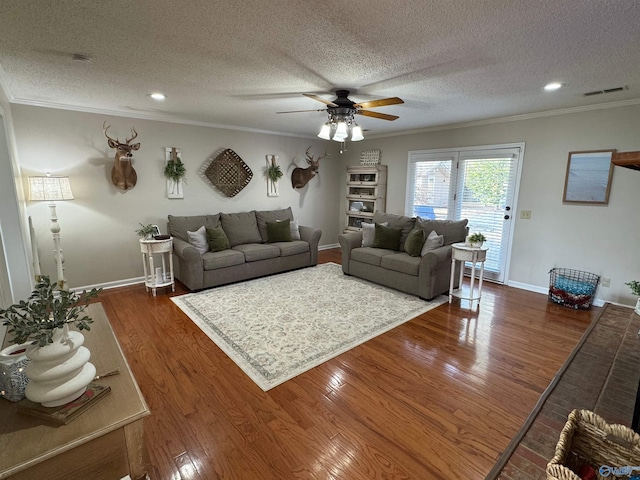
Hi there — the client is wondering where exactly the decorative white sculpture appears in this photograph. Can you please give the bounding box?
[24,325,96,407]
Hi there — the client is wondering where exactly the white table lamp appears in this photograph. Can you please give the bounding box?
[28,175,74,290]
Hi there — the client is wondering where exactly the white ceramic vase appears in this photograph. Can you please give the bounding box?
[24,324,96,407]
[635,297,640,316]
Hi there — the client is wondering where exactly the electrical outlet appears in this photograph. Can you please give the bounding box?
[601,277,611,287]
[520,210,532,219]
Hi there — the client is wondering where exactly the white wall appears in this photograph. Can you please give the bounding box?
[339,104,640,307]
[11,105,341,290]
[0,96,32,304]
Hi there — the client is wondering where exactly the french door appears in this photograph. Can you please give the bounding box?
[406,144,524,283]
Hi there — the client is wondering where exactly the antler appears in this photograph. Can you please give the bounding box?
[304,146,327,163]
[126,128,138,144]
[103,121,118,143]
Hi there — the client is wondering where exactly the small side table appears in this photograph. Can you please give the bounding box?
[139,238,175,296]
[449,242,489,305]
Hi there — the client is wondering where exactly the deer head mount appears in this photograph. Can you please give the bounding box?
[291,147,327,189]
[103,122,140,191]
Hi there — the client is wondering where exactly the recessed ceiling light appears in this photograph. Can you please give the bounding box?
[544,82,563,92]
[149,92,166,101]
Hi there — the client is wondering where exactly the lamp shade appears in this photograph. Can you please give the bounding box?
[333,122,348,141]
[317,123,331,140]
[351,125,364,141]
[29,176,74,201]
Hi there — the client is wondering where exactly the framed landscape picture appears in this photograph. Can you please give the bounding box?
[562,150,615,204]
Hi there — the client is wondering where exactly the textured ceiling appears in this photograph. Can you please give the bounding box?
[1,0,640,138]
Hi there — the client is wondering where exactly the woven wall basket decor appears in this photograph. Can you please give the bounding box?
[205,148,253,197]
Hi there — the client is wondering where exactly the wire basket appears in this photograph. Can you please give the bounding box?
[549,268,599,309]
[547,409,640,480]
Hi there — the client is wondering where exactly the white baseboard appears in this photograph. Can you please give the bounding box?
[73,246,341,292]
[506,280,608,308]
[72,276,144,293]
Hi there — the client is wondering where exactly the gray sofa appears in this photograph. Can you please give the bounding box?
[168,207,321,291]
[338,212,468,300]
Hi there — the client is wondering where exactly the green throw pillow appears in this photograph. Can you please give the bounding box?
[206,226,230,252]
[266,219,292,242]
[404,228,426,257]
[372,223,402,250]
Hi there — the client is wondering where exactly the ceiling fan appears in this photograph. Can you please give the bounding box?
[277,90,404,143]
[277,89,404,121]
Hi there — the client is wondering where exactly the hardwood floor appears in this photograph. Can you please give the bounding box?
[96,249,597,479]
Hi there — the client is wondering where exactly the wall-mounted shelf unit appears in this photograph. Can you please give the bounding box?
[345,165,387,231]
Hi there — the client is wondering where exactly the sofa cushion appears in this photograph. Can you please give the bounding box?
[421,229,444,255]
[220,211,263,247]
[232,243,280,262]
[380,253,421,276]
[404,228,426,257]
[276,240,309,257]
[267,219,291,242]
[202,249,245,270]
[187,225,209,254]
[417,217,468,245]
[372,223,402,250]
[206,226,230,252]
[373,212,416,250]
[255,207,294,242]
[169,214,220,242]
[351,247,395,267]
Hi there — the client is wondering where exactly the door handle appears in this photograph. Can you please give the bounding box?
[504,215,510,220]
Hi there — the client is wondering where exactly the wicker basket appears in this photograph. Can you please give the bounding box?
[549,268,599,309]
[547,409,640,480]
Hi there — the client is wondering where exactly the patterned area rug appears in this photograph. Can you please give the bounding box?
[172,262,447,390]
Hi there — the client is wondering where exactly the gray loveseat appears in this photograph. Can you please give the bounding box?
[168,207,321,291]
[338,212,468,300]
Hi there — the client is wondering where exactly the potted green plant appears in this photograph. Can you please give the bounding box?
[467,232,486,247]
[135,223,157,240]
[625,280,640,315]
[164,156,187,183]
[0,275,101,347]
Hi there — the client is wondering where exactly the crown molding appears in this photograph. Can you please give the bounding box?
[8,97,315,139]
[366,97,640,139]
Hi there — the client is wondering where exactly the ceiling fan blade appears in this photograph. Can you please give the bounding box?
[353,97,404,109]
[303,93,339,107]
[356,110,399,121]
[276,109,325,114]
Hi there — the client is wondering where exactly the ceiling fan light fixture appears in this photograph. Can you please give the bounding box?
[333,121,348,141]
[318,123,331,140]
[351,125,364,141]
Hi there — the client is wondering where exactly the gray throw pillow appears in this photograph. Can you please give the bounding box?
[206,226,230,252]
[187,225,208,254]
[372,223,401,250]
[421,229,444,255]
[404,228,426,257]
[267,219,292,242]
[361,221,387,247]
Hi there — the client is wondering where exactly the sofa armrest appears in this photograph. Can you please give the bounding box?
[172,236,204,290]
[338,231,362,274]
[418,244,454,299]
[299,225,322,265]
